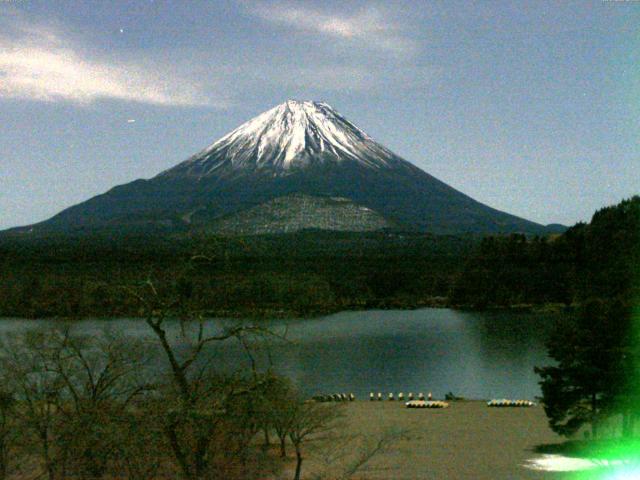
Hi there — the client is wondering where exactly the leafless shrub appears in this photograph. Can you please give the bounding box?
[0,327,152,479]
[128,278,287,480]
[311,428,411,480]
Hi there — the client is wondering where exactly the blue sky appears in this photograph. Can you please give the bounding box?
[1,0,638,230]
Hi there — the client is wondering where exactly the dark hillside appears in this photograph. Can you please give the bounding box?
[0,231,474,318]
[451,196,640,308]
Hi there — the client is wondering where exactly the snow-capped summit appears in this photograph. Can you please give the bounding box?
[164,100,404,177]
[13,100,554,236]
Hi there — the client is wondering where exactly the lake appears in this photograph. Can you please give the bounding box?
[0,308,558,400]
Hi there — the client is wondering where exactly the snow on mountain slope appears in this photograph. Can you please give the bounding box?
[210,194,392,235]
[162,100,406,177]
[10,99,554,236]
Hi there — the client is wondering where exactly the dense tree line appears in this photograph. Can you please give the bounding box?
[1,197,637,319]
[531,197,640,442]
[449,196,640,440]
[452,196,639,308]
[0,232,473,319]
[535,299,639,439]
[450,234,572,307]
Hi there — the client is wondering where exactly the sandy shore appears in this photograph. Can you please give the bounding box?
[298,400,577,480]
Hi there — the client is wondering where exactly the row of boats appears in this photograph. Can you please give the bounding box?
[405,399,535,408]
[369,392,431,401]
[312,393,355,402]
[487,399,535,407]
[312,393,535,408]
[405,400,449,408]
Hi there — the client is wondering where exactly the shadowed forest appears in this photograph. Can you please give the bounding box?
[0,197,637,319]
[0,231,471,318]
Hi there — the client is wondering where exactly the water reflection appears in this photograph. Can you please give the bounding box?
[0,308,557,400]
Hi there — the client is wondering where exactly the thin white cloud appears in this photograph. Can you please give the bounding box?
[0,15,226,107]
[244,1,417,55]
[0,7,432,107]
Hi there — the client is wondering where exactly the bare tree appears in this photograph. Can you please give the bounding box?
[287,398,341,480]
[0,327,152,480]
[45,328,151,478]
[0,267,308,480]
[0,330,66,480]
[261,376,296,458]
[0,389,16,480]
[311,428,410,480]
[128,278,283,480]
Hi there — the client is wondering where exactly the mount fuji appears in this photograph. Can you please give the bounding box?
[12,100,556,235]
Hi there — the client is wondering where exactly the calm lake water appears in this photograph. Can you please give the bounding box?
[0,309,558,400]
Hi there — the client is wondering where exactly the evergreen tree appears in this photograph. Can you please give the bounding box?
[535,299,637,437]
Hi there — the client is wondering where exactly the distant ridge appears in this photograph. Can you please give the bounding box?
[7,100,560,236]
[210,194,393,236]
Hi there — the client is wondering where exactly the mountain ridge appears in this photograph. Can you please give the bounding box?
[5,100,562,236]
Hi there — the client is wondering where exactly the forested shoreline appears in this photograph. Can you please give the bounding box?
[453,196,639,308]
[0,231,473,319]
[0,196,637,320]
[529,197,639,445]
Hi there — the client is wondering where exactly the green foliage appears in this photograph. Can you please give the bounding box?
[452,196,640,308]
[0,232,473,319]
[531,196,640,439]
[451,234,572,307]
[535,300,635,437]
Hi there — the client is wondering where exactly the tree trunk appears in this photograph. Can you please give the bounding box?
[147,320,192,404]
[165,420,193,480]
[280,436,286,458]
[41,428,55,480]
[622,411,631,438]
[631,412,638,437]
[0,443,6,480]
[0,434,7,480]
[263,428,271,447]
[591,393,598,438]
[293,448,303,480]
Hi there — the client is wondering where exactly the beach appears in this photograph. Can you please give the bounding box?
[298,400,579,480]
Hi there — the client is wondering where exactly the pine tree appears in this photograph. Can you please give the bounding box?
[535,299,637,437]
